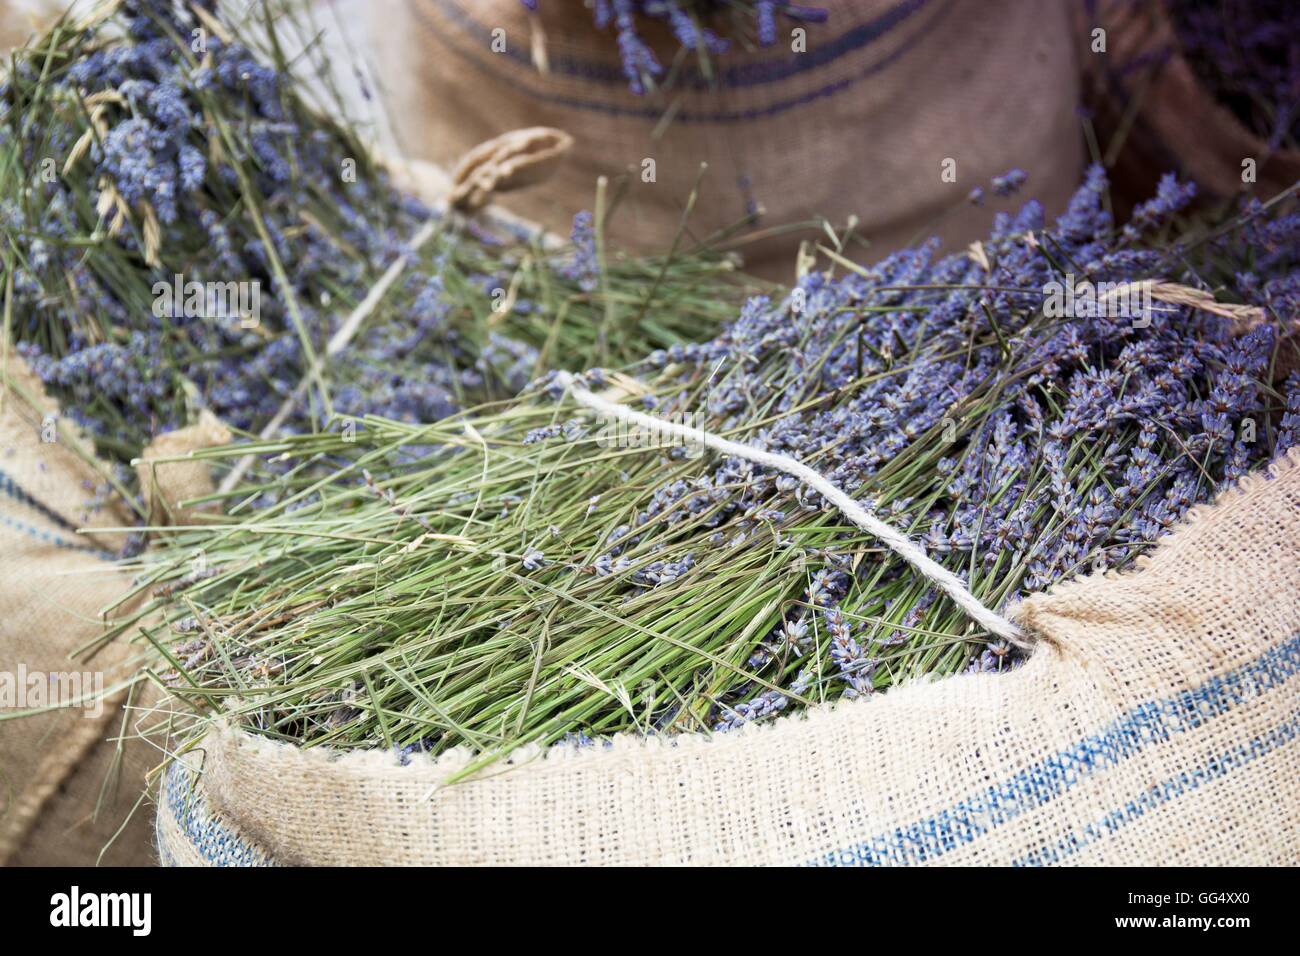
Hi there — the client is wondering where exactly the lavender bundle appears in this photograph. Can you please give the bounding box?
[1,0,749,484]
[521,0,829,94]
[122,167,1300,772]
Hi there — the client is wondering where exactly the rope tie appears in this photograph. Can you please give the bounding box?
[555,371,1031,650]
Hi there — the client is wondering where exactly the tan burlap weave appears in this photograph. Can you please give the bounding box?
[136,410,231,526]
[0,358,226,865]
[158,447,1300,866]
[374,0,1083,278]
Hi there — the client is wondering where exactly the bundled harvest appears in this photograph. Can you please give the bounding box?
[129,167,1300,775]
[520,0,829,94]
[1,0,747,486]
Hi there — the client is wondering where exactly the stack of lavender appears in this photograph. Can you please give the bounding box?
[4,1,439,446]
[128,164,1300,766]
[1,0,745,489]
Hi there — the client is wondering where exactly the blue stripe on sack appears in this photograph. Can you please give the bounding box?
[160,760,273,867]
[420,0,949,122]
[807,632,1300,867]
[1013,706,1300,866]
[161,639,1300,867]
[0,467,117,559]
[433,0,932,90]
[0,510,118,558]
[703,0,931,89]
[0,466,81,531]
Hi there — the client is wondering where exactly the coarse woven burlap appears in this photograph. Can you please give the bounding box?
[374,0,1083,279]
[158,447,1300,866]
[136,410,231,526]
[0,0,63,53]
[0,357,227,866]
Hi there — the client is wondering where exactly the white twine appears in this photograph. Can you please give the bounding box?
[555,371,1031,650]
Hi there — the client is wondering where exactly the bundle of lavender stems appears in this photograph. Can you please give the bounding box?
[1,0,748,514]
[117,160,1300,772]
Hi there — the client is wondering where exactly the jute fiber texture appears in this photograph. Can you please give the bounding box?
[0,358,225,866]
[373,0,1083,278]
[159,448,1300,866]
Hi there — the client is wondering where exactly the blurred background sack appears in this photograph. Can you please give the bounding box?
[0,0,58,50]
[1075,0,1300,216]
[0,360,229,866]
[0,359,155,866]
[372,0,1085,278]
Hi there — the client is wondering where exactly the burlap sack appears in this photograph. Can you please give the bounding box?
[157,447,1300,866]
[0,358,228,866]
[136,410,232,526]
[0,0,63,52]
[374,0,1083,278]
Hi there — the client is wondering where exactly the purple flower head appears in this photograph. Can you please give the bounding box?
[991,168,1028,197]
